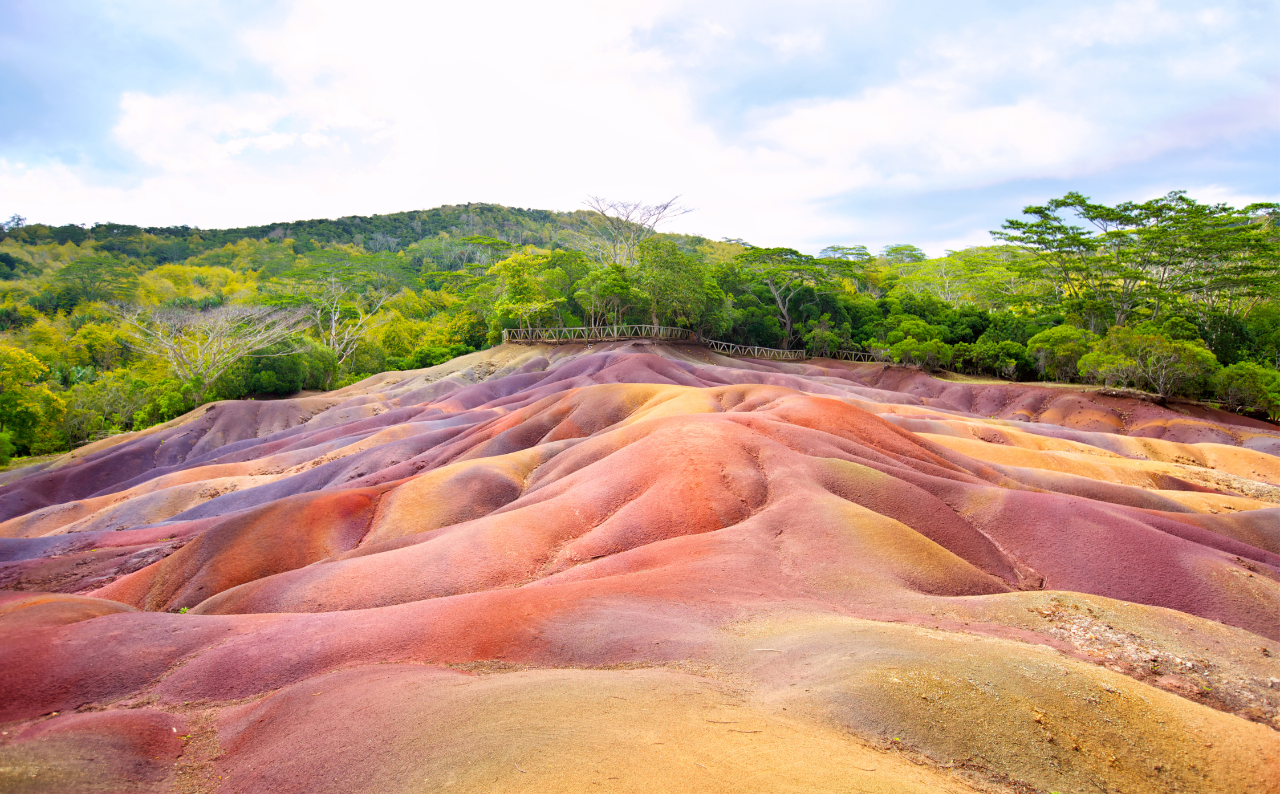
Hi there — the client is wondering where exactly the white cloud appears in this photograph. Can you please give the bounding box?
[753,89,1098,189]
[2,0,1276,254]
[6,2,823,242]
[767,29,824,59]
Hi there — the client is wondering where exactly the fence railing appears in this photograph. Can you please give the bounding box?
[831,349,883,363]
[502,325,891,364]
[699,338,809,361]
[501,325,695,344]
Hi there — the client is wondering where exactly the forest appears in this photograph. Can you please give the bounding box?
[1,191,1278,463]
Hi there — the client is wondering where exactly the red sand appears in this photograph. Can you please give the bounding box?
[1,342,1278,793]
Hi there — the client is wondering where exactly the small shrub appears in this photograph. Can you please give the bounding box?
[971,339,1029,380]
[388,343,476,371]
[0,431,14,466]
[1215,362,1280,418]
[1027,325,1096,381]
[1079,327,1218,398]
[890,337,952,370]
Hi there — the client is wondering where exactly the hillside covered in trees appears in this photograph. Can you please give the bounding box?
[1,192,1278,462]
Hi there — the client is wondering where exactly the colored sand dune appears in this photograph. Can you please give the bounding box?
[1,341,1279,793]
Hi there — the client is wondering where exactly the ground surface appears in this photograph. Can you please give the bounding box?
[1,341,1278,793]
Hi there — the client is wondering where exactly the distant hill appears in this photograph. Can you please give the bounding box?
[150,203,569,250]
[3,202,715,267]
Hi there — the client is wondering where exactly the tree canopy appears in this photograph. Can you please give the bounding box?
[994,191,1280,334]
[2,190,1279,460]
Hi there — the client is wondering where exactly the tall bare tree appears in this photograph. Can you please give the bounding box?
[368,232,401,252]
[561,196,692,267]
[271,251,407,366]
[113,305,309,403]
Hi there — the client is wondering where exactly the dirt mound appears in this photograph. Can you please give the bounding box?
[1,343,1277,793]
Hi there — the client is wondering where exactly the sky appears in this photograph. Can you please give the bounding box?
[2,0,1278,256]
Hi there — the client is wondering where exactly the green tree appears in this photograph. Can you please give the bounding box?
[378,313,417,359]
[819,245,874,263]
[1145,316,1201,342]
[880,244,927,265]
[1078,327,1219,398]
[56,255,138,304]
[1077,350,1141,388]
[0,430,13,466]
[0,252,37,281]
[885,316,949,345]
[574,264,636,327]
[114,305,310,404]
[995,191,1280,331]
[221,337,340,396]
[532,251,590,328]
[458,235,516,267]
[61,369,153,446]
[896,246,1041,310]
[69,322,129,370]
[1026,325,1097,382]
[802,313,851,357]
[735,247,840,348]
[488,251,562,330]
[1214,362,1280,418]
[634,239,705,328]
[994,193,1140,329]
[0,344,66,455]
[1246,303,1280,369]
[970,340,1028,380]
[890,337,952,370]
[272,250,409,366]
[393,343,476,370]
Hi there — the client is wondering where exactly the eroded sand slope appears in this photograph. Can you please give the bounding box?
[1,342,1278,793]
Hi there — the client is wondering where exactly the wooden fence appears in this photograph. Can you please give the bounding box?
[501,325,806,361]
[501,325,888,364]
[831,349,884,363]
[501,325,695,344]
[698,338,808,362]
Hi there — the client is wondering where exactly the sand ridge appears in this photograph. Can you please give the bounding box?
[0,342,1277,793]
